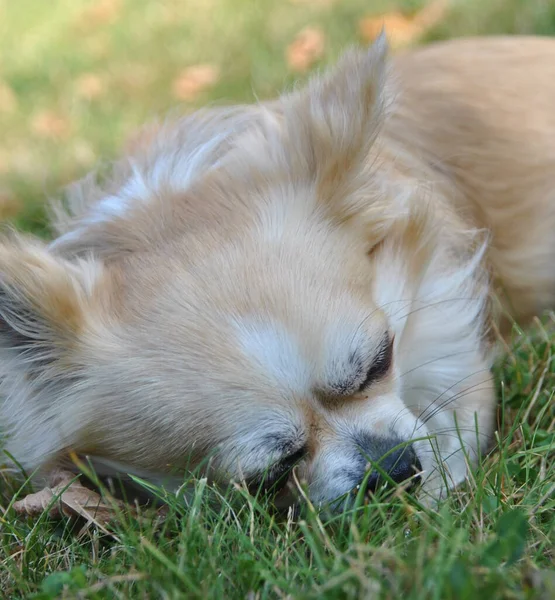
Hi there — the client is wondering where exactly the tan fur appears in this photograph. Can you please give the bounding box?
[1,35,553,506]
[389,37,555,326]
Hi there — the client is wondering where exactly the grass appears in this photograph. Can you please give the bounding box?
[0,0,554,598]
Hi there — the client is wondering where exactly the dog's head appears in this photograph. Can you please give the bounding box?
[0,39,496,507]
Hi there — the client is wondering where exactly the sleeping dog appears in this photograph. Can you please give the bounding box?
[1,35,554,508]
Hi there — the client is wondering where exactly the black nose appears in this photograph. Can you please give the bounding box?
[363,444,422,494]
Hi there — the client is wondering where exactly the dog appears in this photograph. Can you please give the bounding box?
[1,35,554,509]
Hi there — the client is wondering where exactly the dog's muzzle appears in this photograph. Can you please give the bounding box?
[353,435,422,495]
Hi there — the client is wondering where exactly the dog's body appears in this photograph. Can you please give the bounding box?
[1,36,554,507]
[390,37,555,326]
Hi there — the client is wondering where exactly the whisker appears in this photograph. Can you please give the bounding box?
[420,383,496,429]
[394,296,485,323]
[418,369,492,423]
[394,349,476,381]
[390,405,417,431]
[416,430,491,443]
[348,298,417,349]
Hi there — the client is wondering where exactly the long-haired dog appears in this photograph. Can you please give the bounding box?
[1,35,554,508]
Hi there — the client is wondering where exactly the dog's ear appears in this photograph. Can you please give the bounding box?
[0,236,102,373]
[284,34,388,185]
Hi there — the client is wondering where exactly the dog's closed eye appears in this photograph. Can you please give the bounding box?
[247,445,307,493]
[324,333,393,398]
[356,334,394,392]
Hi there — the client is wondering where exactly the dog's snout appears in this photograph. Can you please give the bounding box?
[359,441,422,494]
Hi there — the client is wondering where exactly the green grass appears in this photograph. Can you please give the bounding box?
[1,0,554,597]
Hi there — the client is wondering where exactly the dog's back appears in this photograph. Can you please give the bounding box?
[389,36,555,324]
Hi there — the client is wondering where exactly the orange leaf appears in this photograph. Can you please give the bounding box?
[12,471,127,532]
[172,65,220,101]
[286,26,325,72]
[74,0,123,30]
[0,189,22,222]
[359,0,448,49]
[359,12,417,49]
[31,110,72,140]
[75,73,106,100]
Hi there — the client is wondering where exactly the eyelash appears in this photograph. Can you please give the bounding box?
[273,446,306,474]
[357,335,394,392]
[249,446,307,493]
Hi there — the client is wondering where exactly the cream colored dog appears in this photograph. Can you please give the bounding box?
[1,35,554,508]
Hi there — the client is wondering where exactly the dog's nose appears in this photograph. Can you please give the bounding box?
[363,444,422,494]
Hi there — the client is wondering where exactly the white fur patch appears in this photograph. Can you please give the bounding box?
[368,231,492,495]
[232,319,310,394]
[53,109,260,247]
[90,194,129,222]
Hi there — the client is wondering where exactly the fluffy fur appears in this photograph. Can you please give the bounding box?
[1,35,554,506]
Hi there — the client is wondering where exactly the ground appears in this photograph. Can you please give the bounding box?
[0,0,554,598]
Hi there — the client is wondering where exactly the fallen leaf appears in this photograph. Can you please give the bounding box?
[286,26,325,72]
[75,73,106,100]
[416,0,449,30]
[74,0,123,30]
[0,82,17,114]
[0,189,22,221]
[12,471,126,531]
[171,64,220,101]
[31,110,72,139]
[359,12,416,49]
[359,0,448,49]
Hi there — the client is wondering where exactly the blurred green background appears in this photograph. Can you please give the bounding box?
[1,0,555,236]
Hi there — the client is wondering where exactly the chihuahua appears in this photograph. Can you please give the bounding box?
[1,35,554,508]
